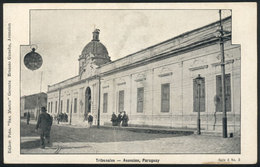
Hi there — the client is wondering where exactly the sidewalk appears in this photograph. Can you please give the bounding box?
[24,119,237,137]
[21,134,240,154]
[21,120,240,154]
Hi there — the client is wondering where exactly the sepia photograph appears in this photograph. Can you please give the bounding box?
[3,3,257,164]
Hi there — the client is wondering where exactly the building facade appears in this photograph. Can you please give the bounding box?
[20,92,47,119]
[47,17,240,133]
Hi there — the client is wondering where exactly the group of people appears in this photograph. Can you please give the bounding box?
[111,111,129,127]
[57,113,68,123]
[34,107,130,149]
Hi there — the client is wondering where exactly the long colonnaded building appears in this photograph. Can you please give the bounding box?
[47,16,241,133]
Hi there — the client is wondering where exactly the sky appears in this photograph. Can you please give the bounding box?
[21,9,231,96]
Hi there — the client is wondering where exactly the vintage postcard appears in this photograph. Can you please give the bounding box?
[3,3,257,164]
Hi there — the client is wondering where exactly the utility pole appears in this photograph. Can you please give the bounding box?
[38,71,43,121]
[57,88,61,124]
[97,75,101,128]
[219,10,228,138]
[36,96,39,121]
[196,74,203,135]
[70,100,73,125]
[40,71,43,92]
[197,79,201,135]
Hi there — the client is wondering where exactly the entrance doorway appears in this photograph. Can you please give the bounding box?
[193,77,205,112]
[85,87,91,114]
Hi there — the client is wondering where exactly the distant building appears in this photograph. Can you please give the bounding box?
[20,92,47,119]
[47,16,241,133]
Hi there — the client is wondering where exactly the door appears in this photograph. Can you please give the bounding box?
[216,74,231,112]
[193,77,205,112]
[118,90,124,113]
[85,87,91,114]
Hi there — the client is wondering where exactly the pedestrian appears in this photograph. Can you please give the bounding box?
[88,113,93,127]
[35,107,53,149]
[26,111,30,125]
[84,112,88,122]
[122,111,129,127]
[64,113,68,122]
[60,113,64,122]
[111,112,118,126]
[117,112,123,126]
[57,113,60,124]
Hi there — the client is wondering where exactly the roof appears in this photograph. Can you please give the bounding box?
[48,16,232,92]
[99,16,231,67]
[81,40,109,56]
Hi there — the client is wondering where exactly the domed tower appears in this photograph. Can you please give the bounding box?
[78,29,111,76]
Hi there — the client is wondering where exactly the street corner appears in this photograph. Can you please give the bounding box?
[21,135,60,154]
[21,142,61,154]
[52,142,96,154]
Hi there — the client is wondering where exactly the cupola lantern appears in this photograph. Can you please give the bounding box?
[92,29,100,41]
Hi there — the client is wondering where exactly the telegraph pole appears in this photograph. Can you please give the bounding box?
[37,71,43,120]
[40,71,43,92]
[97,75,101,128]
[219,10,228,138]
[70,101,72,125]
[57,88,61,124]
[197,79,201,135]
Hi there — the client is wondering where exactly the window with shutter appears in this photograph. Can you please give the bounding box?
[193,77,205,112]
[51,102,53,113]
[216,74,231,112]
[103,93,108,113]
[161,83,170,112]
[74,98,77,113]
[66,99,69,113]
[55,101,57,113]
[137,87,144,113]
[118,90,124,113]
[60,100,63,113]
[48,102,50,113]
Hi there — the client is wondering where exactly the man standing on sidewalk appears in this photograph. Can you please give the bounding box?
[117,112,123,127]
[35,107,53,149]
[87,113,93,128]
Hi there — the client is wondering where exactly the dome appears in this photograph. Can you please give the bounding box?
[80,29,110,66]
[81,41,108,56]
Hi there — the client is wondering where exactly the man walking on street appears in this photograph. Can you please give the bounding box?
[35,107,53,149]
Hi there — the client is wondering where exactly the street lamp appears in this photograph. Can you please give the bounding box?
[195,74,203,135]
